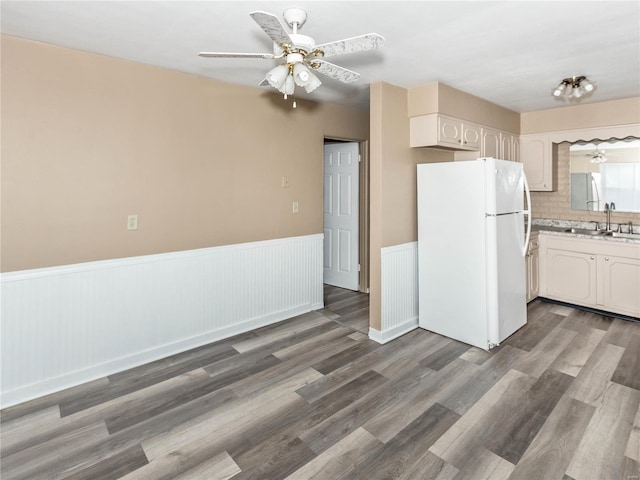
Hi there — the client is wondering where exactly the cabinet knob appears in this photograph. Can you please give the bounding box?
[605,257,610,261]
[590,256,595,260]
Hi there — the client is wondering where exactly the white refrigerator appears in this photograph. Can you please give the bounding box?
[417,157,532,350]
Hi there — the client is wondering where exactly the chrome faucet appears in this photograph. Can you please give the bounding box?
[604,202,615,231]
[591,221,600,231]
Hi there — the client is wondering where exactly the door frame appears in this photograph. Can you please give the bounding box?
[323,137,370,293]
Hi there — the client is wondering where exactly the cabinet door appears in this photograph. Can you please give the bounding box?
[482,128,501,158]
[463,123,482,150]
[526,240,539,302]
[521,135,553,190]
[438,116,463,148]
[545,248,596,306]
[529,248,539,300]
[599,255,640,317]
[500,133,513,161]
[511,136,520,163]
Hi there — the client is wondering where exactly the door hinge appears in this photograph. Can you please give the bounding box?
[358,263,361,272]
[358,154,361,163]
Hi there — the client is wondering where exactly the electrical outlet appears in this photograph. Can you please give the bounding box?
[282,176,290,188]
[292,201,299,214]
[127,214,138,231]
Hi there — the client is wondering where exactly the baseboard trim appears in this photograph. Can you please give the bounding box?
[369,317,418,344]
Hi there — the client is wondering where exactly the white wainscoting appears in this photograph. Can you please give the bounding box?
[0,234,323,408]
[369,241,419,344]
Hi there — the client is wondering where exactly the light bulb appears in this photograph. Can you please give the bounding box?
[293,63,311,87]
[582,80,594,92]
[304,71,322,93]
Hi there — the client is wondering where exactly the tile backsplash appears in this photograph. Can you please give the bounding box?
[530,142,639,227]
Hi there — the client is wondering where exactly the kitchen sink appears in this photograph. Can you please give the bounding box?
[562,228,639,240]
[611,231,640,239]
[563,228,605,235]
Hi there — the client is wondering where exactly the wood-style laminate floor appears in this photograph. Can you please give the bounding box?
[2,285,639,480]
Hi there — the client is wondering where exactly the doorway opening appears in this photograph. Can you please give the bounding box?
[323,138,369,293]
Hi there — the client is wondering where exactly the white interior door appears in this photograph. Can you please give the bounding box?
[323,142,359,290]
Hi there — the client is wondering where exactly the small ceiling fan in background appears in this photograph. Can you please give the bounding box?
[585,147,619,164]
[198,8,385,105]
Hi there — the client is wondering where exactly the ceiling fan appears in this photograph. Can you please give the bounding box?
[198,8,385,103]
[585,148,619,164]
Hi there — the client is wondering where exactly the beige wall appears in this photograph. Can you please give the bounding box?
[531,143,640,225]
[408,82,520,133]
[0,36,369,272]
[521,97,640,134]
[369,81,452,330]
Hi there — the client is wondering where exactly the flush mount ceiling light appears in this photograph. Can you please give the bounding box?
[198,8,384,107]
[552,76,596,101]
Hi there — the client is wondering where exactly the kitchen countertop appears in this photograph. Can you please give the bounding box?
[531,220,640,245]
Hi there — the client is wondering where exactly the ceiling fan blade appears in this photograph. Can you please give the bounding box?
[250,11,293,47]
[313,60,360,84]
[198,52,275,59]
[315,33,385,58]
[259,78,269,87]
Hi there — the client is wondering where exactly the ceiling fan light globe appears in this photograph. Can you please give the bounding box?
[553,83,566,97]
[284,75,295,95]
[304,72,322,93]
[582,80,594,92]
[266,64,289,90]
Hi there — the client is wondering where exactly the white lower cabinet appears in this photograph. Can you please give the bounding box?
[526,234,539,303]
[600,254,640,316]
[540,235,640,317]
[544,248,597,305]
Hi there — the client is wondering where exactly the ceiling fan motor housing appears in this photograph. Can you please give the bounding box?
[288,34,316,55]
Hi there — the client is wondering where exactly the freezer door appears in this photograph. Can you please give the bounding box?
[486,212,527,345]
[484,158,525,215]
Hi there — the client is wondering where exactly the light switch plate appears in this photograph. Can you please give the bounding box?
[292,201,299,214]
[127,214,138,230]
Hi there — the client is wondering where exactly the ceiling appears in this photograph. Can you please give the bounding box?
[2,1,639,112]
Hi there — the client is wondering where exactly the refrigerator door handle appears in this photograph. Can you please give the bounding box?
[522,171,532,258]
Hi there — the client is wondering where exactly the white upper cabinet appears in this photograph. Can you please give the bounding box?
[411,113,519,163]
[482,127,501,158]
[501,132,519,162]
[410,114,482,150]
[521,134,554,191]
